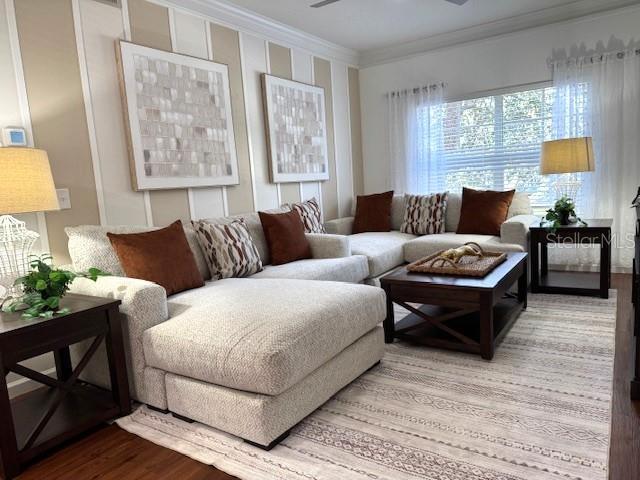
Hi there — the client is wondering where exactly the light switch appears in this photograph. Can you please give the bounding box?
[56,188,71,210]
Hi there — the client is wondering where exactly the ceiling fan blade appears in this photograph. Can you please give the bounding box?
[310,0,341,8]
[445,0,470,5]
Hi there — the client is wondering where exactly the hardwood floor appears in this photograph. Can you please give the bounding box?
[15,425,234,480]
[13,274,640,479]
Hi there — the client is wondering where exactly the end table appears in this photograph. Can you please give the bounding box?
[530,219,612,298]
[0,293,131,479]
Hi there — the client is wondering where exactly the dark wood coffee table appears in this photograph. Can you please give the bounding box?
[380,252,527,360]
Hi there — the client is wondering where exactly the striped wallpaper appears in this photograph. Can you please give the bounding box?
[4,0,363,263]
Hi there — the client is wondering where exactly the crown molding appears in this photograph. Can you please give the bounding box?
[148,0,359,65]
[359,0,640,68]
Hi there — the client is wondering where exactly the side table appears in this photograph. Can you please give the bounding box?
[530,219,612,298]
[0,293,131,479]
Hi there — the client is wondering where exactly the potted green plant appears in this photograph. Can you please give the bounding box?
[544,196,587,231]
[1,254,108,318]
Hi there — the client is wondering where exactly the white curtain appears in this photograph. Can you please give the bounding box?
[551,47,640,269]
[388,83,445,194]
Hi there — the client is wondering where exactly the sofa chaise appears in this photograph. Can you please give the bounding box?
[65,209,385,449]
[325,192,539,284]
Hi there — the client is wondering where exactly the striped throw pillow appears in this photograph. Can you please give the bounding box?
[400,192,448,235]
[192,219,263,280]
[290,197,325,233]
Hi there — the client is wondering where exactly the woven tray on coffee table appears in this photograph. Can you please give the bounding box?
[407,250,507,277]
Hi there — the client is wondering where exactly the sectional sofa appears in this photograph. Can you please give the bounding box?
[64,192,538,448]
[325,192,538,284]
[66,209,385,449]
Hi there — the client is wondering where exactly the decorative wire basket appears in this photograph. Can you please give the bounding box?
[407,250,507,277]
[0,216,39,296]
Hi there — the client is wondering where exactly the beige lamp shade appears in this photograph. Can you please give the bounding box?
[540,137,595,174]
[0,147,59,215]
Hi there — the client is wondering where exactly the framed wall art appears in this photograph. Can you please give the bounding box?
[116,40,239,190]
[262,74,329,183]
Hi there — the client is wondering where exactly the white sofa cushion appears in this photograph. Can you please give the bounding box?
[508,193,533,217]
[324,216,355,235]
[500,214,540,248]
[251,256,368,283]
[305,233,351,259]
[351,231,417,277]
[391,195,406,230]
[404,233,525,263]
[143,278,386,396]
[65,224,210,281]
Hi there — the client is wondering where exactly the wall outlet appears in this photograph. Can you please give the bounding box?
[56,188,71,210]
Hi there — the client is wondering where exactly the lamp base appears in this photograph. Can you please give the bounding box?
[554,176,581,200]
[0,215,39,300]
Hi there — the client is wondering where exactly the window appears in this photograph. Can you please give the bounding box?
[420,84,590,208]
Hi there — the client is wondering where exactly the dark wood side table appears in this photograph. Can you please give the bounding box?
[530,219,612,299]
[0,293,131,480]
[381,253,527,360]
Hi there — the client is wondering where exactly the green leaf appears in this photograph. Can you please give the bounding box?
[5,303,19,313]
[45,296,60,309]
[35,279,47,291]
[49,271,65,282]
[24,306,42,317]
[85,267,109,281]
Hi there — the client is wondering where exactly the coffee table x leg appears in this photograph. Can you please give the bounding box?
[395,301,479,347]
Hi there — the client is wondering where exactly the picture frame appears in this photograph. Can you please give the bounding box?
[261,74,330,183]
[116,40,239,191]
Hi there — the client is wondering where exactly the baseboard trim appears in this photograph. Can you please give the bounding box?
[8,367,56,399]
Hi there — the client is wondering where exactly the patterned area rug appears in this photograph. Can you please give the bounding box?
[117,292,617,480]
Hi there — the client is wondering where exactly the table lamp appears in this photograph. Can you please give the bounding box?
[540,137,595,200]
[0,147,59,297]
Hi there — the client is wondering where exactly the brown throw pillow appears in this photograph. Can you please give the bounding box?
[107,220,204,296]
[352,191,394,234]
[258,210,312,266]
[456,187,516,236]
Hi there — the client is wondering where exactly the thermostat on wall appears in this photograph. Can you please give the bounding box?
[1,127,27,146]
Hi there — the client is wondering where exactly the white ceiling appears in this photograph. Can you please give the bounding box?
[216,0,626,52]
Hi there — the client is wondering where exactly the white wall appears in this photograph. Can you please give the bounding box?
[360,5,640,193]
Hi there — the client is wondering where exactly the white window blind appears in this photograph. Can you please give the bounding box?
[419,84,590,208]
